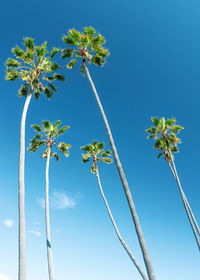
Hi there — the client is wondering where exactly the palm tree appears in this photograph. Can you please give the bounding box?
[5,38,65,280]
[28,120,71,280]
[81,141,148,280]
[61,27,156,280]
[146,117,200,251]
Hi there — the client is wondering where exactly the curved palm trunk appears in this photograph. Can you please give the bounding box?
[167,150,200,251]
[95,163,148,280]
[18,92,32,280]
[168,162,200,236]
[45,148,55,280]
[84,62,156,280]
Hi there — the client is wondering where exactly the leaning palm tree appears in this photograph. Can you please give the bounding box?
[28,120,71,280]
[81,141,148,280]
[5,38,64,280]
[146,117,200,251]
[61,27,156,280]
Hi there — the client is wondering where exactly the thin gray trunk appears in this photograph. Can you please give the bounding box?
[168,149,200,251]
[95,163,148,280]
[18,92,32,280]
[45,148,55,280]
[168,162,200,236]
[84,62,156,280]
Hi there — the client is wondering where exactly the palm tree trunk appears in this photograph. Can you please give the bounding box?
[45,148,55,280]
[83,62,156,280]
[18,92,32,280]
[95,163,148,280]
[168,162,200,236]
[167,149,200,251]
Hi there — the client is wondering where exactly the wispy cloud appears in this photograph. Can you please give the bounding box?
[28,230,41,237]
[51,191,76,209]
[3,220,14,228]
[0,273,11,280]
[37,191,77,210]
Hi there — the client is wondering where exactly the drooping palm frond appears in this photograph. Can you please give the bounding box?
[6,38,65,99]
[62,27,110,74]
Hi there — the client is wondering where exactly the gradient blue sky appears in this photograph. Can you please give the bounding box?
[0,0,200,280]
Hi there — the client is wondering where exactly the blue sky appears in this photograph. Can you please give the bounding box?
[1,0,200,279]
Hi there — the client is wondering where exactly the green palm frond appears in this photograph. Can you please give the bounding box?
[100,157,112,164]
[42,120,51,131]
[32,124,42,132]
[18,83,29,97]
[12,46,25,58]
[82,154,90,163]
[44,87,53,99]
[50,48,60,59]
[28,138,45,152]
[6,58,20,69]
[6,38,64,99]
[53,74,65,81]
[146,117,184,161]
[62,27,109,74]
[61,49,74,59]
[52,152,59,161]
[67,59,77,69]
[58,126,70,135]
[6,70,20,81]
[91,164,96,174]
[24,38,35,50]
[58,142,72,157]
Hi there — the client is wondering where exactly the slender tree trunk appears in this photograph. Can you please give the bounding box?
[83,62,156,280]
[167,149,200,251]
[168,162,200,236]
[95,163,148,280]
[18,92,32,280]
[45,148,55,280]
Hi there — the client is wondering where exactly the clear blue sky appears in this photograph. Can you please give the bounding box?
[0,0,200,280]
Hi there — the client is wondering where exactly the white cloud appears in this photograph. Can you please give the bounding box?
[3,220,14,228]
[0,273,11,280]
[28,230,41,237]
[51,191,76,209]
[37,191,76,210]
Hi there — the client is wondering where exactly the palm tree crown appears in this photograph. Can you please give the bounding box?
[146,117,184,161]
[81,140,112,173]
[28,120,71,160]
[6,38,65,99]
[61,27,110,73]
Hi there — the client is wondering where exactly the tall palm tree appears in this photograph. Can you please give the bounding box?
[61,27,156,280]
[146,117,200,251]
[28,120,71,280]
[5,38,65,280]
[81,141,148,280]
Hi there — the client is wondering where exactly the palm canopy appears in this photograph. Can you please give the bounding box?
[6,38,65,99]
[146,117,184,161]
[61,27,110,74]
[81,140,112,173]
[28,120,71,161]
